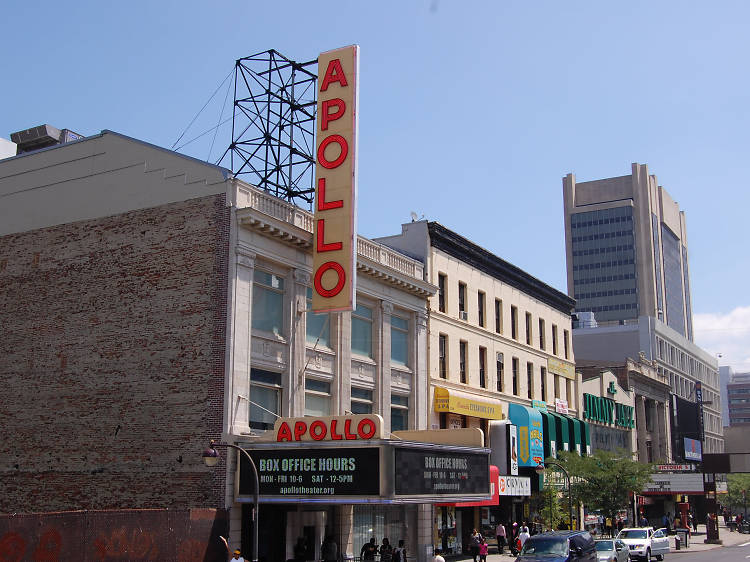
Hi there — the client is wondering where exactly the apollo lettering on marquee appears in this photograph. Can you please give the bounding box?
[312,45,359,313]
[274,414,383,442]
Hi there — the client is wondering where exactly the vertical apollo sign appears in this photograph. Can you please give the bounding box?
[312,46,359,313]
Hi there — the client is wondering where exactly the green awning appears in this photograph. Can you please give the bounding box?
[567,416,582,455]
[539,411,558,459]
[581,419,591,456]
[549,411,570,453]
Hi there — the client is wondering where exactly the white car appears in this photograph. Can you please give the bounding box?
[616,527,669,561]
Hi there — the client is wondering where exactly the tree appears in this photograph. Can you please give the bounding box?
[531,482,565,530]
[551,449,655,528]
[726,473,750,515]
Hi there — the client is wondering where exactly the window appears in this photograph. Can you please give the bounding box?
[552,325,558,356]
[496,352,504,392]
[459,341,468,384]
[527,362,534,399]
[563,329,570,359]
[252,270,285,335]
[525,312,533,345]
[305,378,331,416]
[391,394,409,431]
[458,282,467,317]
[306,287,330,347]
[479,347,487,388]
[478,292,486,327]
[554,374,560,399]
[439,334,448,379]
[538,318,545,350]
[352,303,373,358]
[391,315,409,366]
[495,299,503,334]
[541,366,547,402]
[512,357,519,396]
[438,273,446,313]
[250,369,281,430]
[351,387,373,414]
[511,306,518,340]
[565,379,572,405]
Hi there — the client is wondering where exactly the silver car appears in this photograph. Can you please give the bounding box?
[594,539,629,562]
[616,527,669,561]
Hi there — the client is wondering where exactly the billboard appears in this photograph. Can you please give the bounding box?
[312,45,359,313]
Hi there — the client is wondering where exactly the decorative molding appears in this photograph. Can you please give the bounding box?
[294,269,311,285]
[381,302,394,315]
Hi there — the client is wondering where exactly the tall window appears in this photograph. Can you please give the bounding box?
[496,352,504,392]
[458,282,467,318]
[525,312,533,345]
[527,362,534,399]
[479,347,487,388]
[495,299,503,334]
[439,334,448,379]
[512,357,519,396]
[511,306,518,340]
[351,387,373,414]
[305,378,331,416]
[391,315,409,367]
[563,329,570,359]
[252,270,285,335]
[250,368,281,430]
[540,366,547,402]
[352,303,373,358]
[478,292,486,328]
[538,318,546,350]
[554,374,560,399]
[438,273,446,313]
[391,394,409,431]
[306,287,330,347]
[565,379,572,405]
[552,325,558,356]
[459,341,468,384]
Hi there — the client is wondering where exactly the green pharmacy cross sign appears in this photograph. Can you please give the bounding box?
[583,393,634,428]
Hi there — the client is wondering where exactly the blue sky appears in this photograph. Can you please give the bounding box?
[3,1,749,369]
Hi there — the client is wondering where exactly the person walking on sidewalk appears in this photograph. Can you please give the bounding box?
[495,521,506,554]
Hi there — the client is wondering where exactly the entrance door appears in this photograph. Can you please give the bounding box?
[287,511,327,561]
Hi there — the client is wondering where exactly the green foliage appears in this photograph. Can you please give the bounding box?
[549,449,654,527]
[531,484,566,530]
[726,474,750,513]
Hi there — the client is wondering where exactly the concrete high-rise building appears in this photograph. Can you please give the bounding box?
[563,163,693,341]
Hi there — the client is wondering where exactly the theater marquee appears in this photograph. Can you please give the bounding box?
[312,45,359,313]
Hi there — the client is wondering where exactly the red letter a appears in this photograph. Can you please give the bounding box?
[320,58,348,92]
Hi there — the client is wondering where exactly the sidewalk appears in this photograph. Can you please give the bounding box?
[440,523,749,561]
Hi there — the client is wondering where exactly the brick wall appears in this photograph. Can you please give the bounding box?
[0,194,229,513]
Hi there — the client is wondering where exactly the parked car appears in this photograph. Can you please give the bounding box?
[515,530,597,562]
[594,538,629,562]
[616,527,669,561]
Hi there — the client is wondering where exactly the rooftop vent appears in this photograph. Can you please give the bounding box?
[10,124,83,155]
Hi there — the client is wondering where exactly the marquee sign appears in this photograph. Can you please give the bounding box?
[312,45,359,313]
[394,447,489,496]
[274,415,383,442]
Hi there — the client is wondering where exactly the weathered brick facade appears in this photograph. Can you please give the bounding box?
[0,194,229,513]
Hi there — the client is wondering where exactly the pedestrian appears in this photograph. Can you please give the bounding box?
[495,521,506,554]
[691,511,698,533]
[321,535,338,562]
[518,524,530,549]
[360,537,378,560]
[469,528,482,562]
[380,537,394,562]
[393,539,407,562]
[478,538,489,562]
[431,548,446,562]
[219,536,245,561]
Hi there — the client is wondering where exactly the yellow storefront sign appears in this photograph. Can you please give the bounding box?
[547,357,575,379]
[433,387,503,420]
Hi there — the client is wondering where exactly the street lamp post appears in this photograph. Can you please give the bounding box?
[537,461,573,531]
[203,439,259,562]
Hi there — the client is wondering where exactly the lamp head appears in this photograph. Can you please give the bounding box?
[535,462,546,475]
[202,440,220,467]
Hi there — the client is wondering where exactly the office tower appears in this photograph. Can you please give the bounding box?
[563,163,693,341]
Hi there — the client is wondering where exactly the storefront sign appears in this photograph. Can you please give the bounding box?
[644,473,704,494]
[684,437,702,461]
[434,387,503,420]
[547,357,575,379]
[497,476,531,496]
[590,424,629,452]
[394,448,490,496]
[274,414,383,442]
[508,404,544,467]
[555,398,569,415]
[657,464,696,472]
[531,400,547,411]
[242,447,380,496]
[509,424,518,475]
[583,393,634,428]
[312,45,359,313]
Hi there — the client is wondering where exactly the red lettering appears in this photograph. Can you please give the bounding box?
[344,418,357,440]
[330,419,343,440]
[316,219,343,252]
[310,420,327,440]
[320,58,348,92]
[317,134,348,169]
[314,261,346,298]
[294,421,308,441]
[358,418,377,439]
[276,422,292,442]
[321,98,346,131]
[316,178,344,211]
